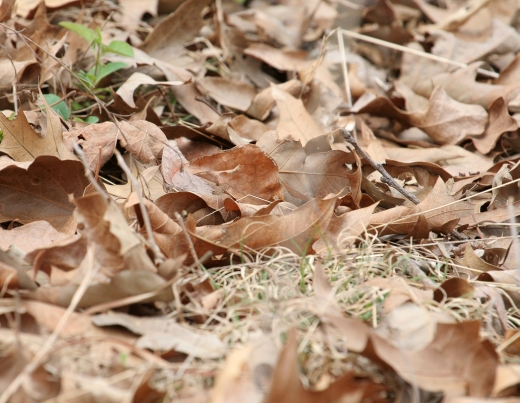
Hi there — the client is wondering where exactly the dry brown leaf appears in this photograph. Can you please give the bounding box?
[92,311,225,358]
[197,77,257,112]
[369,177,474,236]
[64,121,119,170]
[0,156,89,230]
[196,196,336,254]
[369,321,498,397]
[257,131,362,206]
[189,144,284,205]
[0,106,77,162]
[118,120,167,163]
[272,86,325,145]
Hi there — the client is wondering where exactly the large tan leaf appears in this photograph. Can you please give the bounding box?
[0,106,77,162]
[0,156,89,230]
[257,131,361,205]
[272,87,324,145]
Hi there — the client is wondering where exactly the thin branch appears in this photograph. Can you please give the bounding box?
[113,149,165,264]
[341,129,468,240]
[174,212,205,271]
[342,129,420,204]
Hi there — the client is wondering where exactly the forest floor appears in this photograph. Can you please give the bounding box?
[1,0,520,402]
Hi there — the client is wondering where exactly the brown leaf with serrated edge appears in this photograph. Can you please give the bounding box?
[369,177,474,236]
[264,328,384,403]
[196,196,336,255]
[189,144,284,205]
[0,102,77,162]
[368,321,498,397]
[118,120,167,164]
[0,156,89,230]
[257,131,361,206]
[272,87,324,145]
[473,97,518,154]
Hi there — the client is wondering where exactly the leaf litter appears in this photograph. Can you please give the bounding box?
[1,0,520,401]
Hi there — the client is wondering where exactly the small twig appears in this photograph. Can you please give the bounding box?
[195,96,221,115]
[71,140,110,204]
[342,129,468,240]
[174,212,205,272]
[113,149,165,264]
[342,128,420,204]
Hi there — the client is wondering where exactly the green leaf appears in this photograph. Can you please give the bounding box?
[59,22,97,44]
[42,94,70,120]
[94,62,127,84]
[104,41,134,57]
[85,116,99,124]
[0,128,3,142]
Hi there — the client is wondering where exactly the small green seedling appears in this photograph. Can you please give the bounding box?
[59,22,134,90]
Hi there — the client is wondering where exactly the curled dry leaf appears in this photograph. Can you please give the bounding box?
[116,72,186,108]
[196,196,336,255]
[118,119,167,163]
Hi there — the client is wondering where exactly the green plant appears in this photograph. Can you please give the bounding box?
[59,22,134,90]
